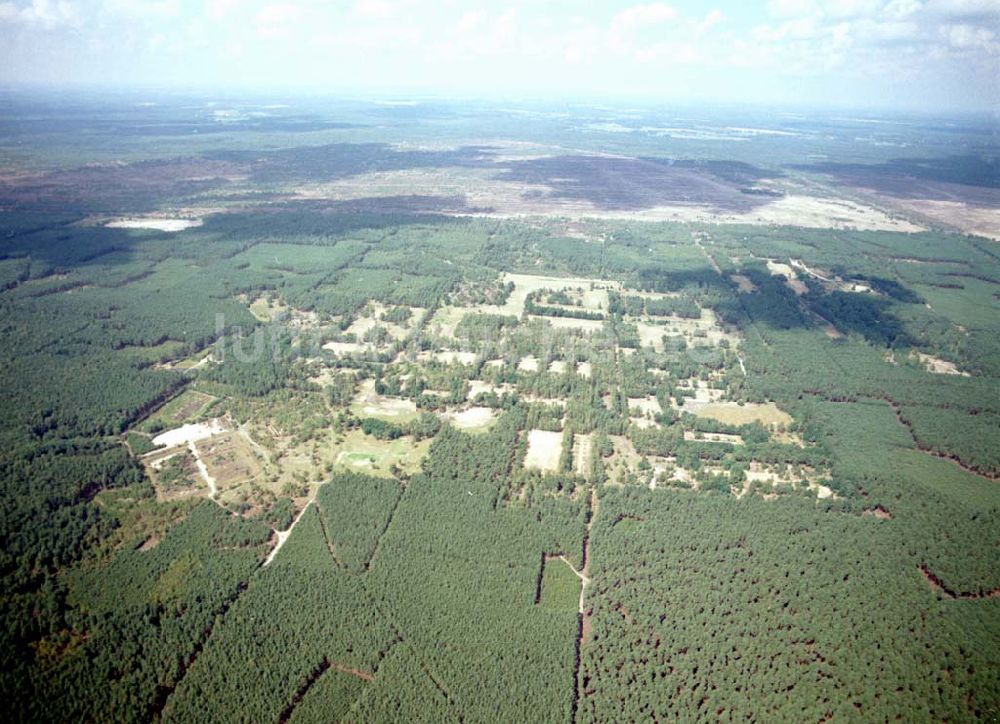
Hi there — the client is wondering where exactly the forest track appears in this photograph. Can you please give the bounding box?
[263,497,316,567]
[571,486,598,724]
[188,440,217,498]
[919,565,1000,599]
[886,398,999,481]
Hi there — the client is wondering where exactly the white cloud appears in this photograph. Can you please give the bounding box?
[207,0,237,21]
[609,3,679,54]
[882,0,922,19]
[255,2,301,39]
[0,0,78,26]
[768,0,818,18]
[353,0,394,20]
[942,22,996,49]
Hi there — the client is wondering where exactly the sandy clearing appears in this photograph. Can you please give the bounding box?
[524,430,563,471]
[730,274,757,293]
[445,406,498,430]
[877,197,1000,241]
[684,430,744,444]
[151,419,227,448]
[518,356,540,372]
[467,380,512,399]
[766,260,809,295]
[527,315,605,332]
[576,361,592,378]
[426,306,468,338]
[106,217,203,232]
[630,417,659,429]
[424,350,478,365]
[628,396,662,416]
[353,379,418,418]
[323,341,368,355]
[916,352,969,376]
[691,401,792,427]
[549,360,567,374]
[573,434,592,478]
[188,441,217,498]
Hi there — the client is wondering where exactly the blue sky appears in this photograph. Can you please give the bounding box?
[1,0,997,111]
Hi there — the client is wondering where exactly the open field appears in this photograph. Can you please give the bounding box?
[524,430,563,471]
[692,401,793,427]
[143,391,217,431]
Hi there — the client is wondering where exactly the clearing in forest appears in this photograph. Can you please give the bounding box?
[537,556,583,611]
[730,274,757,293]
[524,430,563,471]
[332,429,431,477]
[573,434,593,478]
[143,390,217,431]
[197,432,264,499]
[106,217,202,232]
[351,379,419,421]
[915,352,968,376]
[518,356,540,372]
[442,406,498,432]
[150,418,227,448]
[692,401,793,427]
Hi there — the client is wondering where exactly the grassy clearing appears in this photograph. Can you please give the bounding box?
[538,558,582,611]
[351,379,419,422]
[332,429,432,477]
[198,432,264,497]
[573,434,593,478]
[694,401,793,427]
[142,390,217,432]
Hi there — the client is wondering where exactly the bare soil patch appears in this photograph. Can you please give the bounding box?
[524,430,563,472]
[443,407,498,431]
[106,217,203,232]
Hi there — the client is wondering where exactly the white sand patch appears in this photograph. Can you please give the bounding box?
[467,380,511,400]
[576,361,592,378]
[484,358,505,368]
[323,341,368,355]
[549,360,568,374]
[353,379,417,418]
[683,430,744,444]
[107,217,203,232]
[631,417,659,429]
[813,484,834,500]
[445,407,498,430]
[628,396,662,415]
[151,419,227,449]
[424,350,478,365]
[518,356,540,372]
[916,352,969,376]
[188,441,217,497]
[620,194,923,232]
[524,430,563,472]
[766,260,808,295]
[528,315,605,332]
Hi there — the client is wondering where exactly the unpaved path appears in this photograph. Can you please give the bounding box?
[188,441,217,498]
[263,497,315,567]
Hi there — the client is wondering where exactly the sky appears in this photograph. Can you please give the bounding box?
[0,0,997,112]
